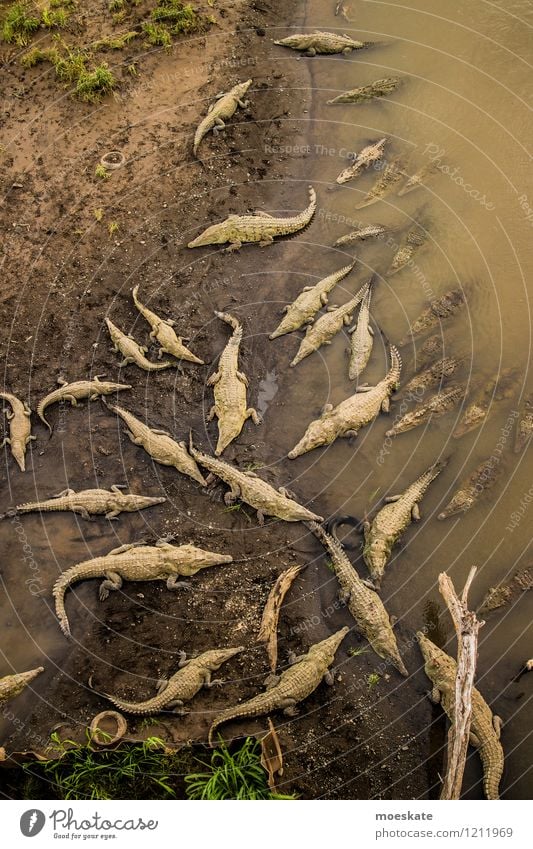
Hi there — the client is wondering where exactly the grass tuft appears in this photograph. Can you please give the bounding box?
[2,3,40,46]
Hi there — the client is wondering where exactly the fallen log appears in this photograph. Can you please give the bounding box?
[257,565,302,672]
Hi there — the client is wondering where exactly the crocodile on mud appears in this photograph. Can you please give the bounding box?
[105,318,175,371]
[0,667,44,706]
[187,186,317,250]
[418,632,504,800]
[363,460,446,588]
[269,260,356,339]
[0,391,35,471]
[37,376,131,433]
[108,404,206,485]
[3,486,166,521]
[290,279,369,367]
[419,334,446,365]
[193,80,252,157]
[453,369,519,439]
[132,285,204,364]
[335,138,387,185]
[356,158,405,209]
[398,289,465,346]
[208,311,260,455]
[208,627,349,746]
[398,161,438,197]
[104,647,243,715]
[334,223,388,247]
[327,77,400,105]
[385,382,466,437]
[288,344,402,458]
[274,31,372,55]
[306,522,407,675]
[514,394,533,453]
[386,229,425,276]
[401,356,462,399]
[348,279,374,380]
[188,436,322,524]
[437,458,499,520]
[53,541,233,636]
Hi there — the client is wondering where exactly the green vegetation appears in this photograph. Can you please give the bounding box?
[2,4,40,46]
[151,0,203,34]
[74,62,116,101]
[92,31,138,51]
[95,163,109,179]
[348,646,367,658]
[20,41,117,102]
[142,21,172,47]
[367,672,380,690]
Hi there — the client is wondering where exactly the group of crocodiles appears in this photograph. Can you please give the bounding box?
[3,29,526,801]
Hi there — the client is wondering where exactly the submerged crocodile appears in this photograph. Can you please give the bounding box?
[269,261,356,339]
[437,458,499,520]
[348,280,374,380]
[274,31,372,55]
[307,523,407,675]
[105,318,174,371]
[108,404,206,485]
[105,647,243,715]
[208,627,349,746]
[4,486,165,521]
[37,376,131,433]
[132,285,203,364]
[188,186,316,250]
[398,161,438,196]
[453,370,518,439]
[398,289,465,346]
[356,158,404,209]
[289,344,402,458]
[515,395,533,453]
[208,311,260,455]
[193,80,252,157]
[0,391,35,471]
[327,77,400,105]
[418,632,504,800]
[290,279,369,366]
[189,437,322,524]
[336,138,387,185]
[0,666,44,706]
[334,224,387,247]
[419,334,445,364]
[402,356,462,398]
[386,229,425,276]
[53,541,233,636]
[363,460,446,587]
[385,382,466,437]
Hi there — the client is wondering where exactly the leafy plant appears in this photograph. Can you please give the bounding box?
[348,646,367,658]
[95,163,109,179]
[41,6,69,28]
[75,63,116,102]
[108,220,119,236]
[93,207,104,221]
[367,672,380,690]
[142,21,172,47]
[151,1,202,34]
[2,3,40,45]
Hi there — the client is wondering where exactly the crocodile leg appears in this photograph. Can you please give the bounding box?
[246,408,261,424]
[207,371,221,386]
[166,575,191,591]
[384,495,401,503]
[264,673,281,689]
[99,571,123,601]
[110,484,126,492]
[225,241,243,252]
[469,731,481,747]
[381,398,390,413]
[224,486,240,506]
[105,510,120,520]
[237,371,249,387]
[0,437,10,447]
[493,716,503,738]
[411,503,421,521]
[177,651,190,668]
[428,686,441,704]
[156,679,169,694]
[259,236,274,247]
[212,118,226,133]
[207,405,217,422]
[204,674,224,689]
[108,543,140,555]
[76,508,92,521]
[166,699,187,713]
[64,395,79,406]
[323,670,335,686]
[282,699,299,716]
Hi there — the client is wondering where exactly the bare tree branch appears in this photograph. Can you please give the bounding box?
[257,565,302,672]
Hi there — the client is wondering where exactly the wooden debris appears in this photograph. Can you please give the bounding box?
[257,565,302,672]
[260,718,284,791]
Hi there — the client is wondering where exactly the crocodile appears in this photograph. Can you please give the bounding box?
[53,541,233,636]
[417,632,504,800]
[356,158,405,209]
[398,289,465,346]
[0,391,35,471]
[348,279,374,380]
[37,376,131,433]
[269,260,356,339]
[105,646,243,715]
[386,229,425,276]
[437,458,499,520]
[105,318,175,371]
[208,627,349,746]
[290,279,369,367]
[385,382,466,437]
[398,161,438,196]
[402,356,462,399]
[188,437,323,524]
[274,31,372,55]
[187,186,316,251]
[328,77,400,105]
[193,79,252,157]
[362,460,446,588]
[132,285,204,364]
[335,138,387,185]
[453,370,519,439]
[306,522,407,675]
[334,223,387,247]
[208,311,260,455]
[288,344,402,458]
[4,486,166,521]
[0,666,44,706]
[419,334,445,364]
[108,404,206,485]
[514,395,533,453]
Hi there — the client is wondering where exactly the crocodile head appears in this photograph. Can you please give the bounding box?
[234,79,253,99]
[308,626,350,665]
[417,632,454,682]
[166,543,233,575]
[198,646,245,672]
[188,220,234,248]
[215,414,248,456]
[288,414,339,459]
[363,538,390,588]
[10,442,27,472]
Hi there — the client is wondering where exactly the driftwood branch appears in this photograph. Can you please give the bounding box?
[438,567,484,800]
[257,565,302,672]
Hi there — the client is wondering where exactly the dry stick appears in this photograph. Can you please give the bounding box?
[438,567,484,800]
[257,565,302,672]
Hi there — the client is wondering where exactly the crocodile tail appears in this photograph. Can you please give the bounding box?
[479,739,504,800]
[52,571,74,636]
[389,344,402,382]
[215,311,242,342]
[193,115,212,157]
[207,703,255,748]
[36,400,52,433]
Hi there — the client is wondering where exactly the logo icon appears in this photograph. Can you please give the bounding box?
[20,810,46,837]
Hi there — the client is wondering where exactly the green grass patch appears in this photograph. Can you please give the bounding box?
[2,3,40,46]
